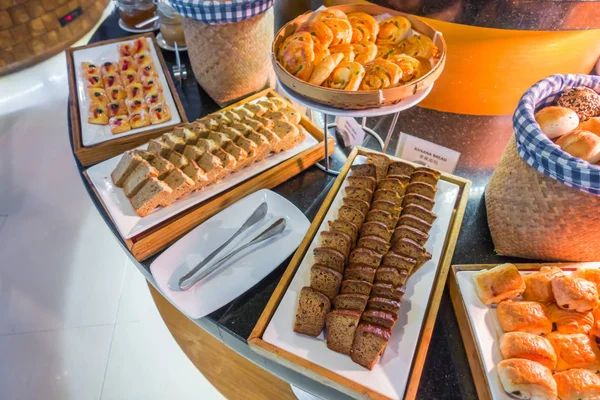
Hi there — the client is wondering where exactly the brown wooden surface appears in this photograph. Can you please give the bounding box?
[149,284,296,400]
[67,32,188,166]
[249,147,471,400]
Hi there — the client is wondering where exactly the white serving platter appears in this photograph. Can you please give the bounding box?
[262,156,461,400]
[72,37,182,146]
[150,189,310,320]
[86,128,318,239]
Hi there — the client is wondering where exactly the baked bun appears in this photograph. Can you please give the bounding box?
[497,300,552,335]
[308,53,344,86]
[555,130,600,163]
[522,266,564,302]
[473,263,526,305]
[534,106,579,139]
[553,368,600,400]
[573,267,600,292]
[548,304,593,334]
[497,358,557,400]
[499,332,557,370]
[579,116,600,136]
[552,275,600,313]
[545,332,600,371]
[557,86,600,121]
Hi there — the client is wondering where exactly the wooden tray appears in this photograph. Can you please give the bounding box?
[248,147,471,400]
[448,262,600,400]
[83,88,333,261]
[273,4,447,110]
[67,32,188,166]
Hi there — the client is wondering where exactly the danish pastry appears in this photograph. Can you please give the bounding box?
[150,104,171,125]
[360,59,402,90]
[376,17,411,46]
[85,74,102,88]
[132,37,149,55]
[548,304,593,334]
[145,92,165,107]
[353,42,377,65]
[129,111,151,129]
[101,61,117,76]
[553,369,600,400]
[499,332,557,370]
[347,12,379,43]
[522,266,564,302]
[326,62,365,91]
[497,359,557,400]
[473,263,526,305]
[108,86,127,102]
[88,88,109,105]
[108,101,127,117]
[127,83,144,101]
[134,52,153,68]
[109,116,131,134]
[126,99,148,115]
[88,104,109,125]
[552,275,600,313]
[496,300,552,335]
[138,64,158,79]
[545,332,600,371]
[81,62,99,77]
[103,74,122,90]
[573,267,600,291]
[118,56,136,74]
[296,20,334,47]
[120,71,138,86]
[308,53,344,86]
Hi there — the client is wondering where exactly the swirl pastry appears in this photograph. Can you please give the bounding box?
[377,16,411,46]
[388,54,420,82]
[347,12,379,43]
[353,42,377,65]
[314,9,347,21]
[313,42,330,65]
[297,20,334,47]
[329,44,355,64]
[326,62,365,91]
[399,35,438,58]
[280,36,315,81]
[321,18,352,46]
[360,59,402,90]
[278,32,313,60]
[309,53,344,86]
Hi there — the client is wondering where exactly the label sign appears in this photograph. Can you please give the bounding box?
[396,133,460,173]
[336,116,366,148]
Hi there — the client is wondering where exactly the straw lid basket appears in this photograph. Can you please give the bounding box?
[171,0,276,106]
[272,4,446,110]
[486,74,600,262]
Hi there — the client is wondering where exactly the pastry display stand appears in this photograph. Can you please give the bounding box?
[278,81,434,175]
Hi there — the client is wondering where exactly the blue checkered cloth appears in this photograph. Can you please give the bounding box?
[513,74,600,195]
[169,0,274,24]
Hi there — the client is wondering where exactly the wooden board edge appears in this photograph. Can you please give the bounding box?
[451,262,600,272]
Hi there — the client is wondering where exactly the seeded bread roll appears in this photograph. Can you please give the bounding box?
[310,264,343,301]
[294,287,331,337]
[333,293,369,312]
[326,309,361,355]
[313,247,346,273]
[350,322,391,370]
[356,235,391,255]
[555,130,600,163]
[340,280,373,296]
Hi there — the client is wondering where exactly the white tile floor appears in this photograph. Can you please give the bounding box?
[0,5,224,400]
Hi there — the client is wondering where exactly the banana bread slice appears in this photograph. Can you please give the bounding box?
[402,193,435,212]
[347,176,377,192]
[392,225,429,247]
[370,200,401,219]
[313,247,346,273]
[357,236,391,255]
[325,309,361,355]
[409,170,439,188]
[386,174,411,186]
[361,310,398,329]
[402,204,436,225]
[366,209,396,230]
[366,153,390,182]
[130,177,173,217]
[367,297,402,315]
[350,164,377,179]
[373,188,403,207]
[375,267,409,287]
[406,182,437,200]
[343,264,377,284]
[320,230,352,258]
[350,322,391,370]
[293,287,331,337]
[397,214,432,234]
[360,221,392,242]
[310,264,343,301]
[337,205,366,227]
[333,293,369,312]
[382,251,417,274]
[328,219,359,244]
[340,280,372,296]
[414,166,441,179]
[377,177,406,195]
[391,238,432,271]
[348,248,382,269]
[388,160,415,176]
[344,186,373,203]
[371,283,406,302]
[342,198,370,216]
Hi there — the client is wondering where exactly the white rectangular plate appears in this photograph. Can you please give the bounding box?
[86,129,318,239]
[150,189,310,320]
[263,156,461,400]
[73,37,182,146]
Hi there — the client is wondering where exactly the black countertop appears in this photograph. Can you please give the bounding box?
[70,5,592,399]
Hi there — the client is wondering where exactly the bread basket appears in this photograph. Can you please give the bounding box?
[272,4,447,110]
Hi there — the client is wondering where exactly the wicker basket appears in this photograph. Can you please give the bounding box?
[0,0,109,76]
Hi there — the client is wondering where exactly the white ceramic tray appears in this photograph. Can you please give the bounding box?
[86,129,318,239]
[72,37,182,146]
[262,156,461,400]
[150,189,310,320]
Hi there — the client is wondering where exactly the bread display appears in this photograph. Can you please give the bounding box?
[497,358,557,400]
[473,263,526,305]
[110,96,306,217]
[81,38,172,134]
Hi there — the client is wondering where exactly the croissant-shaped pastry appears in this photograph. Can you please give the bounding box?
[387,54,420,83]
[280,37,315,82]
[522,267,564,302]
[399,35,439,59]
[545,332,600,371]
[297,20,334,47]
[353,42,377,65]
[329,44,355,64]
[347,12,379,43]
[360,59,402,90]
[326,62,365,91]
[321,18,352,46]
[308,53,344,86]
[573,267,600,292]
[552,275,600,313]
[499,332,557,370]
[554,369,600,400]
[548,304,593,334]
[497,300,552,335]
[376,16,411,46]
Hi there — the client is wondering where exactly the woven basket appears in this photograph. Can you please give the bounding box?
[182,7,276,107]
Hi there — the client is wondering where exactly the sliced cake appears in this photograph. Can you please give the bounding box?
[123,159,159,197]
[342,198,371,216]
[320,230,352,258]
[402,193,435,211]
[313,247,346,273]
[392,225,429,247]
[361,310,398,329]
[350,164,377,179]
[344,264,377,283]
[366,153,390,181]
[382,251,417,274]
[344,186,373,203]
[357,236,391,255]
[111,151,143,187]
[375,267,409,287]
[371,283,406,302]
[410,170,439,187]
[348,248,382,269]
[160,168,195,205]
[347,176,377,192]
[397,214,432,234]
[406,182,437,200]
[325,309,361,355]
[328,219,359,244]
[130,177,173,217]
[371,200,401,219]
[337,205,366,227]
[388,160,415,176]
[366,210,396,230]
[377,177,406,195]
[402,204,436,225]
[333,293,369,312]
[360,221,392,242]
[386,174,411,186]
[367,297,402,315]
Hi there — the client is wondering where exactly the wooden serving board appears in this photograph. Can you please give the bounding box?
[83,88,333,261]
[248,147,471,400]
[448,263,600,400]
[67,32,188,166]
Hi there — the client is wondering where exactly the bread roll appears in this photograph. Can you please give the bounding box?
[579,117,600,136]
[522,266,564,302]
[554,369,600,400]
[552,275,600,313]
[545,332,600,371]
[534,106,579,139]
[548,304,593,334]
[573,267,600,292]
[555,130,600,163]
[499,332,557,370]
[473,263,526,305]
[497,359,557,400]
[497,300,552,335]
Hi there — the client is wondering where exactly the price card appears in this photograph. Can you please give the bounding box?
[336,116,366,148]
[396,133,460,173]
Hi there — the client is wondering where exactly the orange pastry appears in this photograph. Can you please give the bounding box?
[109,115,131,134]
[360,59,402,90]
[326,62,365,91]
[100,61,117,76]
[554,369,600,400]
[329,44,355,64]
[313,42,330,65]
[473,263,526,305]
[87,88,109,105]
[388,54,421,83]
[320,18,352,46]
[573,267,600,291]
[522,267,564,302]
[88,104,108,125]
[399,35,439,59]
[545,332,600,371]
[296,20,334,47]
[107,86,127,102]
[280,35,315,82]
[353,42,377,65]
[308,53,344,86]
[376,16,412,46]
[347,12,379,43]
[497,300,552,335]
[107,101,127,117]
[499,332,557,370]
[150,103,171,124]
[552,275,599,313]
[592,308,600,339]
[134,52,153,68]
[129,111,151,128]
[102,74,121,90]
[85,74,102,88]
[131,37,149,55]
[120,71,138,86]
[81,62,99,77]
[118,56,136,74]
[497,359,557,400]
[548,304,593,334]
[145,92,165,107]
[126,99,148,115]
[127,83,144,101]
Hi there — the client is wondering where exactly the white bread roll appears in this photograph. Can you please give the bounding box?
[534,106,579,139]
[579,117,600,136]
[556,130,600,163]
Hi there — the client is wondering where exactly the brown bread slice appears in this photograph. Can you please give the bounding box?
[123,159,159,197]
[402,204,436,225]
[328,219,359,244]
[360,221,393,242]
[383,251,417,274]
[320,230,352,258]
[333,294,369,312]
[342,198,370,216]
[371,200,401,219]
[130,177,173,217]
[392,225,429,247]
[344,264,377,283]
[406,182,437,200]
[348,248,382,268]
[366,153,390,181]
[373,189,403,207]
[347,176,377,192]
[377,178,406,195]
[162,132,186,153]
[361,310,398,329]
[340,280,372,296]
[182,160,210,190]
[313,247,346,273]
[371,283,406,302]
[391,238,432,271]
[344,186,373,203]
[350,323,391,370]
[410,170,439,187]
[367,297,402,315]
[414,166,441,179]
[350,164,377,179]
[386,174,411,186]
[402,193,435,211]
[375,267,409,287]
[326,309,361,355]
[357,236,391,255]
[168,151,190,170]
[337,205,366,227]
[397,214,432,234]
[173,126,198,144]
[293,287,331,337]
[160,168,195,205]
[112,151,143,187]
[148,155,175,179]
[310,264,343,301]
[366,209,396,230]
[388,160,415,176]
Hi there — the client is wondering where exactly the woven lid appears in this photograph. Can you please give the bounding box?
[513,74,600,195]
[170,0,274,24]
